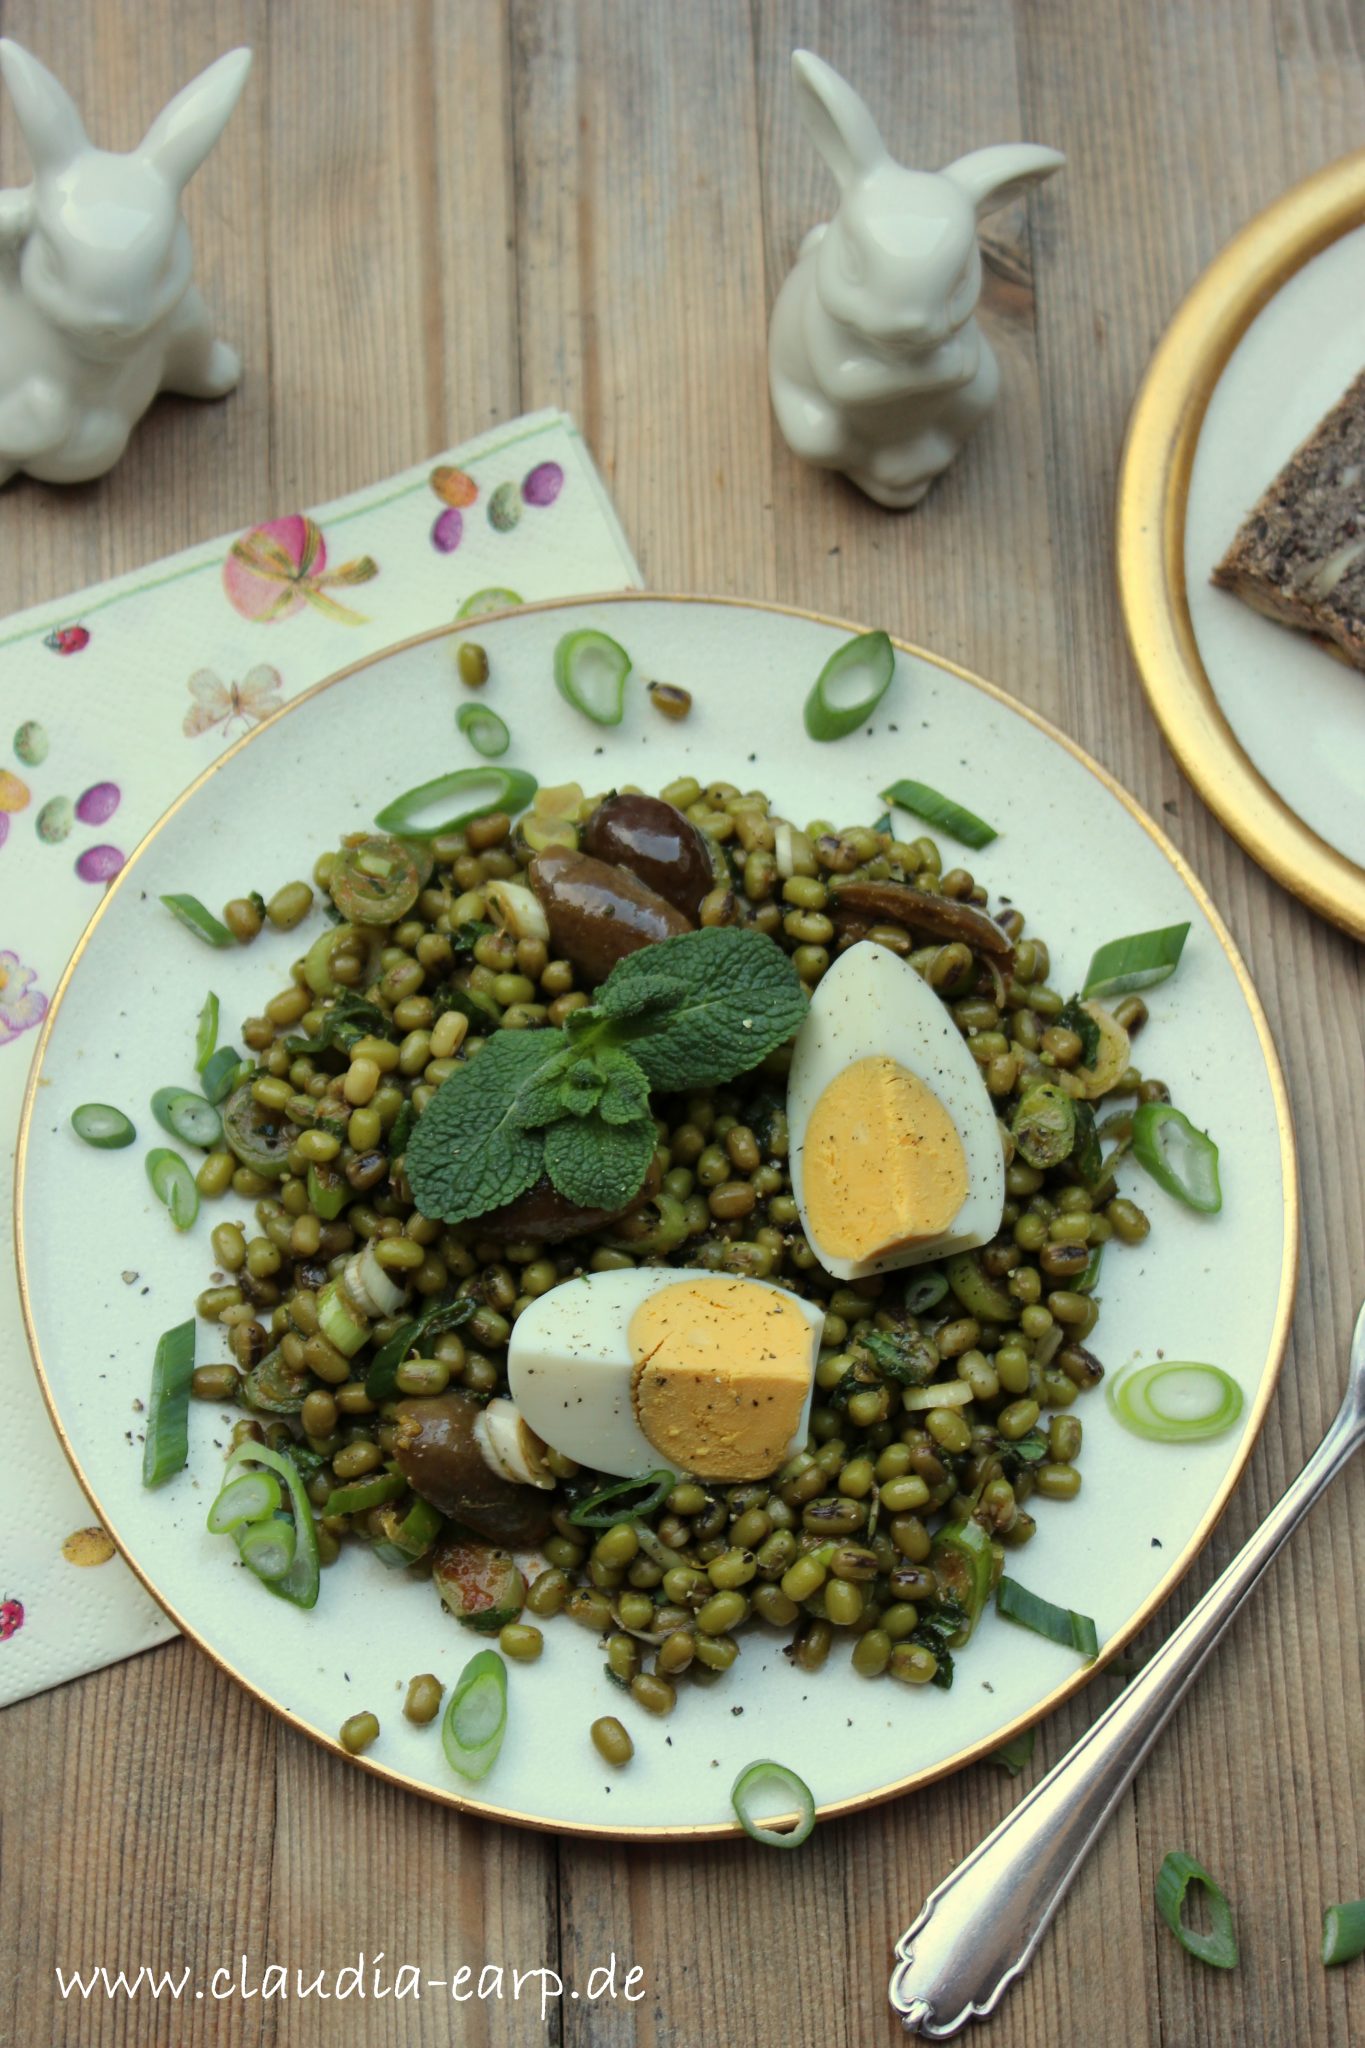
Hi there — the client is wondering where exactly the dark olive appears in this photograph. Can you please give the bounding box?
[831,880,1015,963]
[391,1390,554,1546]
[528,847,692,985]
[581,793,716,918]
[475,1153,663,1244]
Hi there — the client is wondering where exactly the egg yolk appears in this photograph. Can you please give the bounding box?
[802,1054,967,1261]
[628,1277,814,1480]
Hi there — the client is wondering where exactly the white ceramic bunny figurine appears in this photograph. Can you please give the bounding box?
[0,38,251,487]
[769,51,1063,509]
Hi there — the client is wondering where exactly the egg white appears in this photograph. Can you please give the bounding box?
[506,1265,824,1477]
[786,939,1005,1281]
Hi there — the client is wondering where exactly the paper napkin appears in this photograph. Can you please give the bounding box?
[0,409,641,1707]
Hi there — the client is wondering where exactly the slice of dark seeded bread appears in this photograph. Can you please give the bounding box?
[1212,366,1365,669]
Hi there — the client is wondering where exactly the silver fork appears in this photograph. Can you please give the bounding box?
[890,1302,1365,2037]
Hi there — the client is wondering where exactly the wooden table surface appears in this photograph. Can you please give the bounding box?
[4,3,1364,2044]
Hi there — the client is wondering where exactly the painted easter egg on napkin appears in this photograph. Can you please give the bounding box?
[224,516,378,626]
[37,796,73,843]
[487,482,522,533]
[0,815,9,852]
[431,508,464,554]
[0,769,30,811]
[44,624,89,655]
[76,845,125,884]
[76,782,121,826]
[522,461,564,508]
[14,721,48,767]
[430,465,478,508]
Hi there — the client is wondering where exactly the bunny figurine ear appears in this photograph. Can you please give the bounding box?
[140,47,251,193]
[0,38,89,175]
[942,143,1065,220]
[790,50,888,192]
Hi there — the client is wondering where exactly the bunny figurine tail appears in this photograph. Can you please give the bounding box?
[0,40,251,486]
[769,49,1063,509]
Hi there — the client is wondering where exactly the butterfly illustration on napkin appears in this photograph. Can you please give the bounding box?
[183,664,285,741]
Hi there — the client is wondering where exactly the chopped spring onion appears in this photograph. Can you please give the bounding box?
[1082,922,1190,999]
[161,892,236,948]
[140,1318,196,1488]
[306,1162,350,1222]
[150,1086,224,1151]
[1322,1900,1365,1967]
[456,585,523,620]
[374,1494,445,1568]
[200,1046,250,1106]
[996,1576,1099,1659]
[365,1293,474,1402]
[317,1280,369,1358]
[323,1470,406,1518]
[553,628,632,725]
[1132,1102,1221,1213]
[731,1760,817,1849]
[881,777,998,850]
[205,1468,281,1534]
[457,700,511,759]
[237,1514,298,1584]
[902,1267,949,1316]
[442,1648,509,1782]
[901,1378,973,1411]
[568,1470,674,1529]
[374,765,538,840]
[1155,1850,1239,1969]
[221,1083,293,1179]
[871,811,892,835]
[1078,1243,1104,1294]
[195,991,219,1071]
[70,1102,136,1149]
[1107,1362,1243,1443]
[803,630,894,741]
[990,1728,1036,1777]
[145,1147,199,1232]
[216,1441,320,1608]
[929,1518,994,1644]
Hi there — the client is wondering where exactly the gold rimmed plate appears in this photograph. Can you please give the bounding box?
[15,593,1297,1838]
[1117,150,1365,943]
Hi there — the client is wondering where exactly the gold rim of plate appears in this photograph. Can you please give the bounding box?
[13,591,1300,1840]
[1116,147,1365,944]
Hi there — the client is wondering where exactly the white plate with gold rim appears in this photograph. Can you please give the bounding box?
[16,593,1296,1840]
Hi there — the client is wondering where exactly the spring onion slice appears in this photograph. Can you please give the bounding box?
[237,1513,298,1584]
[316,1280,368,1358]
[220,1440,320,1608]
[1078,1243,1104,1294]
[374,766,538,840]
[553,628,632,726]
[1322,1900,1365,1967]
[929,1518,994,1643]
[200,1046,250,1106]
[1107,1362,1243,1443]
[145,1147,199,1232]
[150,1086,224,1150]
[568,1470,674,1529]
[442,1648,509,1782]
[206,1468,281,1534]
[324,1470,407,1518]
[903,1267,949,1315]
[881,777,998,850]
[996,1576,1099,1659]
[1132,1102,1221,1213]
[990,1728,1036,1777]
[456,585,523,621]
[803,630,894,741]
[731,1760,817,1849]
[306,1163,350,1223]
[374,1494,445,1568]
[140,1319,196,1488]
[195,991,220,1071]
[161,892,236,948]
[1155,1851,1239,1969]
[70,1102,136,1149]
[1082,923,1190,999]
[456,700,511,759]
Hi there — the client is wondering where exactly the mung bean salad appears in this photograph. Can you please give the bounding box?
[145,739,1189,1748]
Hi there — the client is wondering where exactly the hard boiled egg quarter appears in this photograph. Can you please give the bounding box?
[507,1267,824,1481]
[787,939,1005,1281]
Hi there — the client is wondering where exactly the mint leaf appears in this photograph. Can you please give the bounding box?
[406,1030,553,1224]
[596,1048,652,1126]
[594,927,807,1090]
[542,1110,657,1210]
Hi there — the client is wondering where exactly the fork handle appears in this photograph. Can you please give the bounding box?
[889,1394,1365,2038]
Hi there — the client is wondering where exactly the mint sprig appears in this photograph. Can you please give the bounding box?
[405,925,804,1224]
